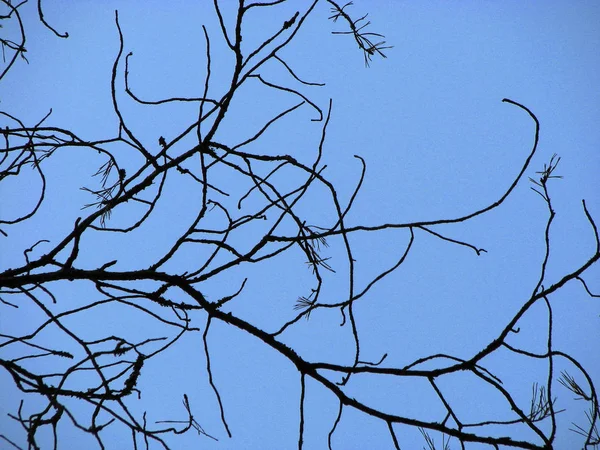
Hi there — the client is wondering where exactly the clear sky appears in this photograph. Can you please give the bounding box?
[1,1,599,449]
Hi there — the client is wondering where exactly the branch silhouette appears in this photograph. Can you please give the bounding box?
[0,2,598,449]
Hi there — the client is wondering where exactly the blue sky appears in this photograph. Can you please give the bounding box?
[1,1,599,449]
